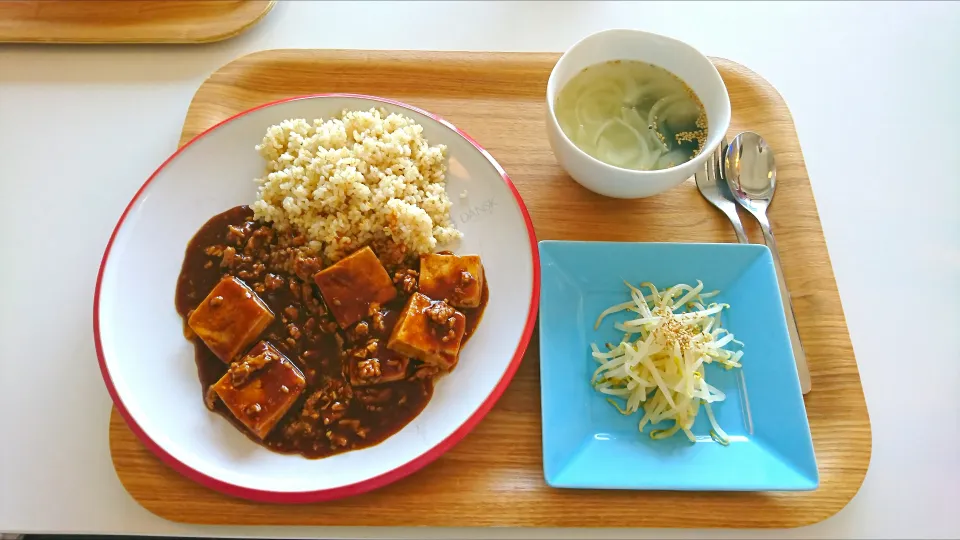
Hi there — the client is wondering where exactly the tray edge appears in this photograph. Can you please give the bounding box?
[0,0,275,44]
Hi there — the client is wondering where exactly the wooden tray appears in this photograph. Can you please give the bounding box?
[0,0,274,43]
[108,49,871,528]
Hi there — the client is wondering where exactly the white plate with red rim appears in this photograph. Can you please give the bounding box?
[94,94,540,503]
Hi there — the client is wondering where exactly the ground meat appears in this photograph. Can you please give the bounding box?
[335,418,369,439]
[287,323,301,340]
[303,283,326,315]
[204,245,224,257]
[371,238,410,268]
[356,359,382,381]
[424,300,455,325]
[371,308,386,333]
[264,273,284,291]
[383,357,404,372]
[289,278,301,299]
[301,379,354,426]
[424,300,458,341]
[267,247,296,275]
[227,349,275,386]
[357,386,393,406]
[350,321,369,341]
[252,226,273,244]
[243,236,260,256]
[283,418,314,438]
[226,223,251,245]
[451,270,475,302]
[293,253,322,281]
[412,364,440,380]
[327,430,350,447]
[338,418,361,431]
[319,318,338,334]
[393,269,419,295]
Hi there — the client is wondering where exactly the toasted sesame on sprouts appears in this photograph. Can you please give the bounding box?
[591,280,743,444]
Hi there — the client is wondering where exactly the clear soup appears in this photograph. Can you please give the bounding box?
[555,60,708,171]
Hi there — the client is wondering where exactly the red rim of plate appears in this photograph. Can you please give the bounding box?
[93,94,541,503]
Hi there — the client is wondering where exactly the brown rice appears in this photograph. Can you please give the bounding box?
[251,108,461,263]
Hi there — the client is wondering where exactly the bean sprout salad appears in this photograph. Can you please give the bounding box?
[591,280,743,444]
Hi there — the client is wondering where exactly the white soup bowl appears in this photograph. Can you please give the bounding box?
[546,29,732,199]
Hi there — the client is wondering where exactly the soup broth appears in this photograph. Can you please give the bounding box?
[555,60,708,171]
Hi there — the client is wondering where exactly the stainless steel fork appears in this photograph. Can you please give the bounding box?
[695,137,748,243]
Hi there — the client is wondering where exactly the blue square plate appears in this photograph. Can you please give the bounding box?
[538,241,818,491]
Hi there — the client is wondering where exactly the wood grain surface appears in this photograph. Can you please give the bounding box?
[0,0,274,43]
[108,50,871,528]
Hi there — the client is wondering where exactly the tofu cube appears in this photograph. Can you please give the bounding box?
[348,350,411,387]
[188,276,275,363]
[211,341,306,439]
[387,293,466,370]
[313,246,397,328]
[418,253,484,308]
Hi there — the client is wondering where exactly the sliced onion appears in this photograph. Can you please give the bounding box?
[654,149,690,170]
[574,82,624,126]
[593,118,644,168]
[661,97,701,123]
[647,95,682,130]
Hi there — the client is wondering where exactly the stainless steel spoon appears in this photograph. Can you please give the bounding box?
[725,132,812,394]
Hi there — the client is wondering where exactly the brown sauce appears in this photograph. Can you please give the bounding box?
[174,206,488,458]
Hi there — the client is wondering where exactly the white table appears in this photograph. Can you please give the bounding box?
[1,1,958,538]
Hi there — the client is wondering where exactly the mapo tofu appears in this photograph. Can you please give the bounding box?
[313,246,397,328]
[210,341,306,439]
[387,293,467,370]
[188,275,274,363]
[418,253,485,308]
[175,206,489,459]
